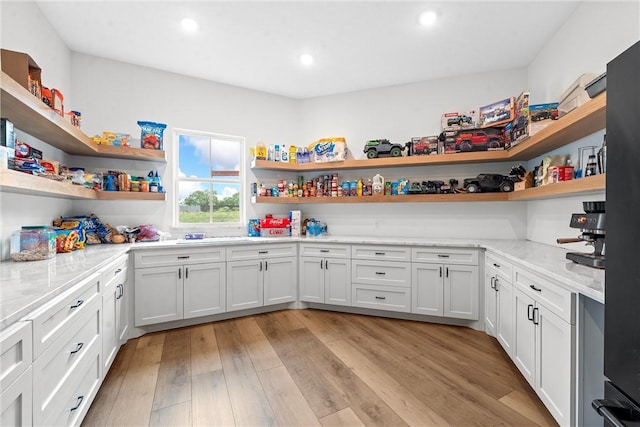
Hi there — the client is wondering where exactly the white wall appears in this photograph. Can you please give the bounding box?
[525,1,639,247]
[0,1,75,260]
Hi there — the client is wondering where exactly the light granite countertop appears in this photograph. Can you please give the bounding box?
[0,236,604,330]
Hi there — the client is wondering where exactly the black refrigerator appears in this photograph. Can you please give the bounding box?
[592,41,640,426]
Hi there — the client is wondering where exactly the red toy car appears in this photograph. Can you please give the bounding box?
[455,129,505,152]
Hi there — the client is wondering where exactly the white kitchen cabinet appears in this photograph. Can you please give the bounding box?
[411,248,479,320]
[0,366,32,427]
[0,321,32,427]
[134,248,227,326]
[484,253,514,356]
[101,255,128,374]
[299,244,351,306]
[512,268,575,426]
[226,244,297,312]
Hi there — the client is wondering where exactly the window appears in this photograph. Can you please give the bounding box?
[175,129,245,226]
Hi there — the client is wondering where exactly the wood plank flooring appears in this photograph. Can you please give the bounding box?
[83,309,558,427]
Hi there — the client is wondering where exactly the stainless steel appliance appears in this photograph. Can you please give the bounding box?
[557,201,605,269]
[591,41,640,426]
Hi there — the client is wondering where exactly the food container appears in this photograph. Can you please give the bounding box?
[137,121,166,150]
[10,226,56,261]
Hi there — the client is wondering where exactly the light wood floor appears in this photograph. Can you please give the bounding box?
[82,309,558,427]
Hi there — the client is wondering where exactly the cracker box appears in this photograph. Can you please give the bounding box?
[479,97,515,128]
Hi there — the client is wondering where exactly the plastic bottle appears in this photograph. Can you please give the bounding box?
[281,144,288,162]
[297,146,303,163]
[289,145,297,163]
[302,147,310,163]
[274,145,280,162]
[357,179,363,196]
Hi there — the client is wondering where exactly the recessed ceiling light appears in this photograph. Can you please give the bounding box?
[300,53,314,67]
[419,11,437,27]
[181,18,199,33]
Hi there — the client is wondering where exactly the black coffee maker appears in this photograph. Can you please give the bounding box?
[557,201,605,269]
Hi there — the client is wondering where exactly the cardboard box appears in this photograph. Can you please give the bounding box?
[479,97,514,128]
[507,91,531,148]
[1,49,42,92]
[441,110,478,132]
[289,210,301,237]
[1,118,16,148]
[514,172,533,191]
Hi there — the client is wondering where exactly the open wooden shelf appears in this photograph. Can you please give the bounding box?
[252,192,509,204]
[0,168,166,200]
[252,93,606,173]
[1,71,166,162]
[508,174,605,201]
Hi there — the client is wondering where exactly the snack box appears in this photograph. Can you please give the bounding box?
[441,110,478,131]
[15,141,43,159]
[102,132,130,146]
[479,97,514,128]
[40,159,60,175]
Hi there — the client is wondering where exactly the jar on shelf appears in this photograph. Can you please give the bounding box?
[10,226,56,261]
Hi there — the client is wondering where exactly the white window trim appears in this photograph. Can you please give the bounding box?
[171,128,247,233]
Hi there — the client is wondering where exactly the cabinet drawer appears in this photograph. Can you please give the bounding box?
[0,321,32,391]
[33,296,101,424]
[41,339,101,427]
[485,252,513,281]
[299,243,350,258]
[412,247,478,265]
[135,247,225,268]
[514,267,575,324]
[351,260,411,288]
[226,243,297,261]
[101,254,128,290]
[352,284,411,313]
[27,272,100,359]
[351,245,411,262]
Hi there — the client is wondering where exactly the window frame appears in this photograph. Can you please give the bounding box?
[172,128,246,230]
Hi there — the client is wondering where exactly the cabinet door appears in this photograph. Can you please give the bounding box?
[102,283,118,374]
[512,286,536,387]
[0,366,32,427]
[484,270,497,336]
[134,266,183,326]
[536,303,574,426]
[299,256,325,303]
[226,260,263,312]
[116,281,129,344]
[325,258,351,306]
[264,257,296,306]
[443,264,479,320]
[184,262,226,319]
[411,263,443,316]
[496,277,514,357]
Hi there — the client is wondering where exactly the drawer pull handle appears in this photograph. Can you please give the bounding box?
[265,261,268,271]
[527,304,534,321]
[439,267,442,277]
[70,395,84,411]
[445,267,449,278]
[185,267,189,279]
[375,272,386,275]
[529,285,542,292]
[490,277,496,289]
[177,256,190,259]
[320,249,330,253]
[70,300,84,309]
[438,254,450,258]
[114,268,122,274]
[533,307,540,325]
[70,342,84,354]
[259,250,269,254]
[375,296,386,300]
[259,261,263,272]
[320,260,324,269]
[494,278,499,292]
[325,260,328,270]
[493,263,500,268]
[375,252,385,256]
[116,284,124,299]
[178,268,182,279]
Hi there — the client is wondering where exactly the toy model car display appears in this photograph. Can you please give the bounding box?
[463,174,516,193]
[363,139,405,158]
[407,136,438,156]
[455,129,505,152]
[447,115,473,127]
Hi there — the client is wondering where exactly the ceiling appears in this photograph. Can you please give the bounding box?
[36,1,581,99]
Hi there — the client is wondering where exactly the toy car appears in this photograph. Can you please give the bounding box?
[463,174,515,193]
[407,136,438,156]
[363,139,405,158]
[455,129,505,152]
